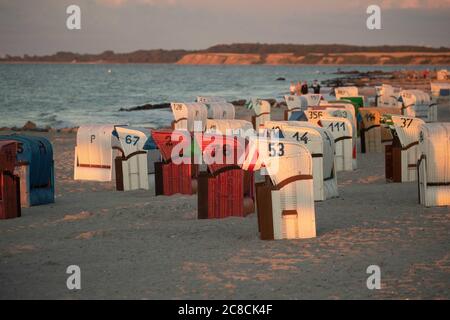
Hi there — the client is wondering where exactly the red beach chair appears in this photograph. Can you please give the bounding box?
[0,141,21,219]
[196,134,255,219]
[151,130,199,196]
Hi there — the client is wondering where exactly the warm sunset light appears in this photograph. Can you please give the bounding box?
[0,0,449,306]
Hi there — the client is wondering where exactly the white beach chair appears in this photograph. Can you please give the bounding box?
[205,102,236,120]
[264,121,338,201]
[284,94,323,120]
[196,96,227,104]
[252,99,271,130]
[316,102,358,168]
[335,86,359,100]
[418,123,450,207]
[171,102,208,132]
[244,138,316,240]
[384,115,425,183]
[317,117,353,172]
[113,126,160,191]
[399,90,437,122]
[74,125,121,182]
[375,84,402,108]
[205,119,254,137]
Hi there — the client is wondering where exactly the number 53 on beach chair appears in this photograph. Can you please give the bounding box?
[242,138,316,240]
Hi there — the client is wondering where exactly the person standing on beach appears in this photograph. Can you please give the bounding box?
[290,82,296,95]
[312,80,321,94]
[295,81,302,95]
[301,81,309,95]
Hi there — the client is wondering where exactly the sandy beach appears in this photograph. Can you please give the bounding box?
[1,100,449,299]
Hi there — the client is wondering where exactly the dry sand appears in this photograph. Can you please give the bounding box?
[0,105,449,300]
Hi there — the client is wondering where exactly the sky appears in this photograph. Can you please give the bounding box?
[0,0,449,56]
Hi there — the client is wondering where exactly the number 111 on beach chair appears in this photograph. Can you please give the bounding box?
[243,139,316,240]
[318,117,353,172]
[418,123,450,207]
[0,141,21,220]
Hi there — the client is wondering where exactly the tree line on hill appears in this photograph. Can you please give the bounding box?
[1,43,449,63]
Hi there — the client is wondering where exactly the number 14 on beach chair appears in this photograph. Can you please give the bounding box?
[359,108,402,153]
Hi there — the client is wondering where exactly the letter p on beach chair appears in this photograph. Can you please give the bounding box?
[74,125,121,182]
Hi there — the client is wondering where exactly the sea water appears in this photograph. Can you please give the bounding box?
[0,63,445,129]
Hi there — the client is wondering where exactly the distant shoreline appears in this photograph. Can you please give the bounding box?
[1,61,449,66]
[2,43,450,65]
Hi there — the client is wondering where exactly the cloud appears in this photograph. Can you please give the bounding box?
[95,0,450,9]
[96,0,176,6]
[380,0,450,9]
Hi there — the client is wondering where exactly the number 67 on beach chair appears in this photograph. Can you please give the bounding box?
[112,126,160,192]
[242,138,316,240]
